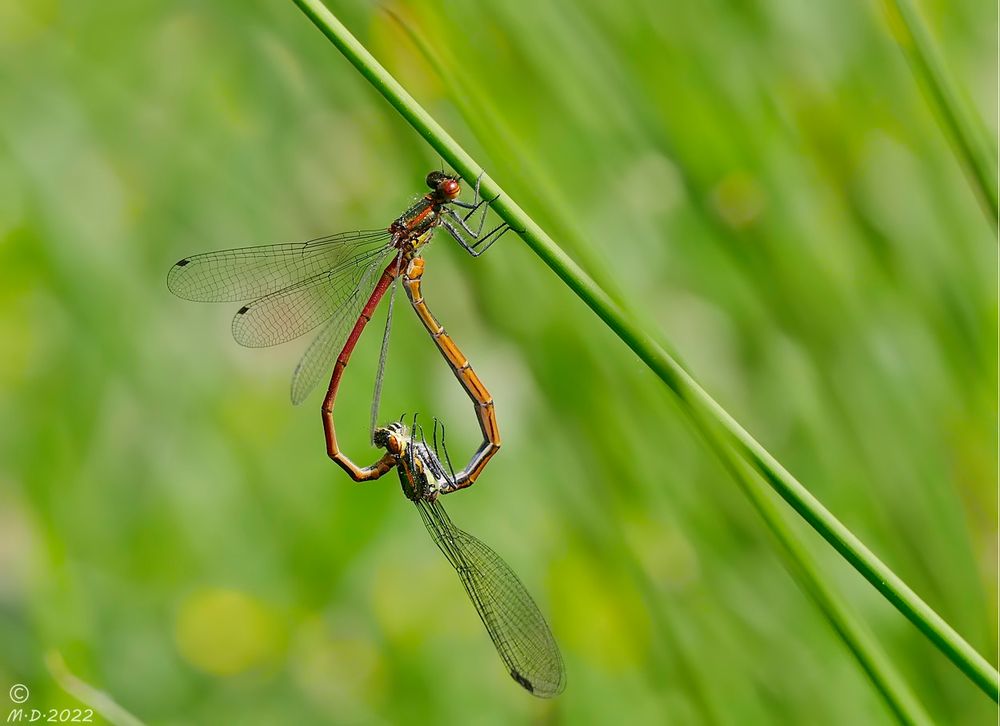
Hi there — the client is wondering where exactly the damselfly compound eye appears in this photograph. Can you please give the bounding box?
[440,178,461,199]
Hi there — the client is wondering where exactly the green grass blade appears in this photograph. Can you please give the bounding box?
[882,0,999,228]
[47,652,146,726]
[381,7,626,306]
[289,0,1000,702]
[393,17,934,721]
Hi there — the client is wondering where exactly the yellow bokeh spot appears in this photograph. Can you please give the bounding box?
[554,553,651,672]
[711,171,765,229]
[290,617,383,713]
[174,588,284,676]
[369,555,452,642]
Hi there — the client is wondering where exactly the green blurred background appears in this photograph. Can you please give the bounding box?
[0,0,996,723]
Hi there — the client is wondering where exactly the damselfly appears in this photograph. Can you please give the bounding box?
[375,416,566,698]
[166,172,508,422]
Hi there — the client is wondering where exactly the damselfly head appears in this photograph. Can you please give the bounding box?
[426,171,461,201]
[373,421,408,456]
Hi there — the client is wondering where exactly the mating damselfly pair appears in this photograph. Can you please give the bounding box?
[168,172,565,697]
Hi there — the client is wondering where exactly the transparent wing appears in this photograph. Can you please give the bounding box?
[289,258,390,405]
[231,245,394,347]
[166,230,391,302]
[369,274,401,438]
[416,499,566,698]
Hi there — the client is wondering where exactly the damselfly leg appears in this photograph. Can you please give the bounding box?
[440,173,511,258]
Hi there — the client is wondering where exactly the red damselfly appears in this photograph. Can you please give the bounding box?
[167,172,508,425]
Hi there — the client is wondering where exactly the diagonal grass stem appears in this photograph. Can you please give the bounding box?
[881,0,999,228]
[289,0,999,702]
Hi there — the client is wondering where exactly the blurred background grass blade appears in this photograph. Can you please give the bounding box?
[289,0,998,701]
[880,0,999,227]
[2,0,995,722]
[46,652,145,726]
[693,417,933,726]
